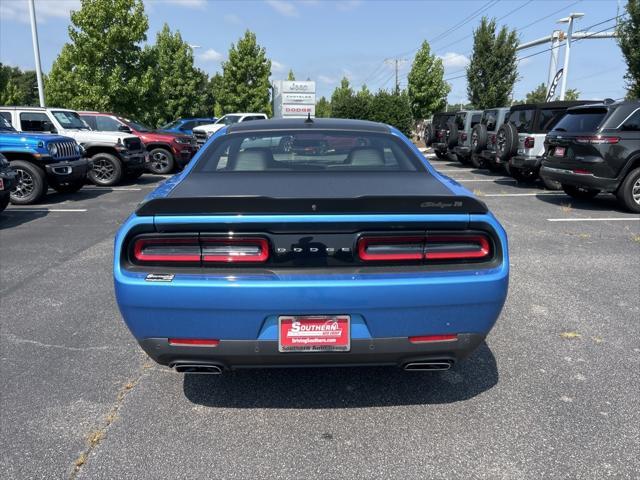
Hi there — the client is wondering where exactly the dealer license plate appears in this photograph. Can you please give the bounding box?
[278,315,350,352]
[554,146,566,157]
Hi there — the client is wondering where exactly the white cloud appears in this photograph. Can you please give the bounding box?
[160,0,206,8]
[224,13,242,24]
[318,75,337,84]
[271,60,286,72]
[198,49,224,62]
[0,0,80,23]
[439,52,470,69]
[265,0,298,17]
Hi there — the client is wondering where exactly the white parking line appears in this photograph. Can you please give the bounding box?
[482,193,566,197]
[82,187,142,191]
[453,179,517,183]
[547,217,640,222]
[5,208,87,213]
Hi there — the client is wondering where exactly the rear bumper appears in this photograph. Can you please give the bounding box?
[120,150,146,171]
[510,155,542,170]
[454,146,471,158]
[44,157,89,185]
[479,149,497,161]
[139,334,486,369]
[540,166,620,192]
[432,142,448,152]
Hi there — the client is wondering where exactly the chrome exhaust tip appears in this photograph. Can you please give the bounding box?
[403,361,453,371]
[172,364,223,374]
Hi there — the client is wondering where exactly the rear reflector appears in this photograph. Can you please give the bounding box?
[572,169,593,175]
[409,334,458,343]
[358,236,424,261]
[202,237,269,263]
[133,237,200,263]
[575,136,620,144]
[168,338,220,347]
[358,234,492,262]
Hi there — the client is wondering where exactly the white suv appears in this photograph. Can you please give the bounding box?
[192,113,268,147]
[0,107,147,186]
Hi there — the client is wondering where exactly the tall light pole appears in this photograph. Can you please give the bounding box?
[557,12,584,100]
[28,0,45,107]
[547,30,561,89]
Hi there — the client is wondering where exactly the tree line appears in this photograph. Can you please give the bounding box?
[1,0,638,133]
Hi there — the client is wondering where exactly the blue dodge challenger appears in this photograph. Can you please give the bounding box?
[114,118,509,374]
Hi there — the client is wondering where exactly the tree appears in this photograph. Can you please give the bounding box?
[287,69,295,81]
[217,30,272,115]
[467,17,519,109]
[617,0,640,98]
[315,96,331,117]
[0,64,38,105]
[355,84,374,120]
[145,24,211,126]
[523,83,580,103]
[369,90,413,136]
[330,77,358,118]
[407,40,450,120]
[46,0,154,116]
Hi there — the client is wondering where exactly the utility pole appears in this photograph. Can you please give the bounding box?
[558,13,584,100]
[547,30,561,89]
[385,57,407,93]
[28,0,45,107]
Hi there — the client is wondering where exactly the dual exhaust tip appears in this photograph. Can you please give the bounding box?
[171,360,454,374]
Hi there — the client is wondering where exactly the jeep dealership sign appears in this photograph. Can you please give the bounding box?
[273,80,316,118]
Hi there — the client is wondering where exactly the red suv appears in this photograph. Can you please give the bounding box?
[79,112,197,174]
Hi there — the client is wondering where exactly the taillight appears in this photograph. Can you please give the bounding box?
[424,235,491,260]
[575,136,620,144]
[133,237,200,263]
[131,235,270,265]
[572,169,593,175]
[437,131,443,139]
[524,137,535,149]
[357,234,492,263]
[491,134,496,144]
[461,133,468,141]
[201,237,269,263]
[357,236,424,261]
[409,334,457,343]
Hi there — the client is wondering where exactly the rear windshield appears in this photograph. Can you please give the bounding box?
[433,114,455,129]
[482,110,498,131]
[536,108,568,132]
[507,109,535,133]
[194,130,423,172]
[455,113,465,129]
[551,109,608,133]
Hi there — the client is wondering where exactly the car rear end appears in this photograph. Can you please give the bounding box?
[541,104,623,192]
[114,121,509,372]
[453,111,482,161]
[432,113,455,156]
[479,108,507,163]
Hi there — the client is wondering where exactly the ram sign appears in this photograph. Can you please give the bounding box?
[272,80,316,118]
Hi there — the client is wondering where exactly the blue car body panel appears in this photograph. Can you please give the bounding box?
[159,117,217,136]
[114,119,509,369]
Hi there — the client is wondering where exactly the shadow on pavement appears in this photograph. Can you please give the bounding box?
[183,342,498,409]
[0,209,48,229]
[537,192,629,213]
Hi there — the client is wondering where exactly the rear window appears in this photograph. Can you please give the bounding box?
[454,113,465,130]
[482,110,498,131]
[551,108,608,133]
[536,108,567,132]
[471,114,482,128]
[195,130,423,172]
[507,109,534,133]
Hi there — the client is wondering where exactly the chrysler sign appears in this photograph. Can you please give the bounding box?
[273,80,316,118]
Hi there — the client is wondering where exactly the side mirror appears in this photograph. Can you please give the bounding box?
[118,125,132,133]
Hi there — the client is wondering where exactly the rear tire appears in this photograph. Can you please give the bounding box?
[447,122,459,149]
[562,184,600,200]
[470,153,485,169]
[471,124,487,154]
[496,123,518,162]
[424,124,435,146]
[616,166,640,213]
[540,175,562,191]
[88,153,123,186]
[52,180,84,194]
[147,148,174,175]
[9,160,47,205]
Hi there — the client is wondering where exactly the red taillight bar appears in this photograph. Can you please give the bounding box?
[424,235,491,260]
[358,234,492,262]
[133,237,200,262]
[168,338,220,347]
[575,136,620,144]
[409,334,457,343]
[357,236,424,261]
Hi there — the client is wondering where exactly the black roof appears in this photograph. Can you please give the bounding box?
[566,99,639,112]
[510,100,603,111]
[227,117,391,134]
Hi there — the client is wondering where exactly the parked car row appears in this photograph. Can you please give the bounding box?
[425,99,640,213]
[0,103,270,207]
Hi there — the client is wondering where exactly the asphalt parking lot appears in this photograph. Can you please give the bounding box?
[1,155,639,480]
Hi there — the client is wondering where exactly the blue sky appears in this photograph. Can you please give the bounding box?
[0,0,629,104]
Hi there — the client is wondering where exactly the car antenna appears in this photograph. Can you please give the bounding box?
[305,113,313,124]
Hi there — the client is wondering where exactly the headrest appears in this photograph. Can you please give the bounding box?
[346,147,385,166]
[233,148,274,171]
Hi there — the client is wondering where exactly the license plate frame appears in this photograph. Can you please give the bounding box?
[554,146,566,157]
[278,315,351,353]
